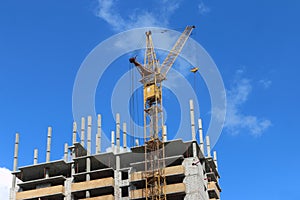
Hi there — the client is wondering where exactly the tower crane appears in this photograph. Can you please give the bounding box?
[129,25,195,199]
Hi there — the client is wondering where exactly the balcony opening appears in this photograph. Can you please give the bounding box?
[121,171,129,180]
[121,186,129,197]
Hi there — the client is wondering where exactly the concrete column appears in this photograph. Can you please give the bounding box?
[80,117,85,147]
[192,143,197,158]
[71,122,77,181]
[71,145,76,178]
[64,178,72,200]
[116,113,120,153]
[12,133,19,190]
[96,114,101,153]
[206,136,211,157]
[64,143,68,162]
[95,133,99,154]
[162,125,165,141]
[111,131,115,152]
[123,123,127,150]
[13,133,19,171]
[34,149,38,165]
[87,116,92,155]
[45,168,49,178]
[189,100,198,157]
[198,118,204,154]
[115,156,121,199]
[72,122,77,145]
[85,168,90,197]
[189,99,196,141]
[116,156,120,170]
[213,151,218,169]
[182,158,210,199]
[46,127,52,163]
[163,125,167,142]
[71,122,77,180]
[86,117,92,198]
[135,139,139,146]
[71,156,76,178]
[86,191,90,198]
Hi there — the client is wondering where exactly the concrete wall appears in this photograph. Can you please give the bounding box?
[183,158,209,200]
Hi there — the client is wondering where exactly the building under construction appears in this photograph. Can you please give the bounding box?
[10,26,221,200]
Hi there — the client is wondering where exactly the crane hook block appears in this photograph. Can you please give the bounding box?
[129,57,135,63]
[190,67,199,73]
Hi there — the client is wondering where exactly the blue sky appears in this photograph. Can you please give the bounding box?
[1,0,300,199]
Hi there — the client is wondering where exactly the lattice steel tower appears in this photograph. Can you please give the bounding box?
[129,26,195,199]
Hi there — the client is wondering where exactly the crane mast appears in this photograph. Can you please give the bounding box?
[129,26,195,199]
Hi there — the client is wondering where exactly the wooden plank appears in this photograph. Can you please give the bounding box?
[16,185,64,200]
[131,165,185,181]
[208,181,220,199]
[131,183,185,199]
[72,177,114,192]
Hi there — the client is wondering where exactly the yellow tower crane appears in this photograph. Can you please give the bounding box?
[129,25,195,199]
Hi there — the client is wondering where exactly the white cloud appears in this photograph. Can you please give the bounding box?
[96,0,182,31]
[96,0,197,84]
[259,79,272,89]
[0,167,22,200]
[97,0,126,31]
[198,1,210,15]
[224,70,271,136]
[0,167,12,200]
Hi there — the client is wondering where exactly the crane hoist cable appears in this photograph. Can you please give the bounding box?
[128,35,145,147]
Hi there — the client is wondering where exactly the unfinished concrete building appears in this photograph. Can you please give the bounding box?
[10,100,221,200]
[10,25,222,200]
